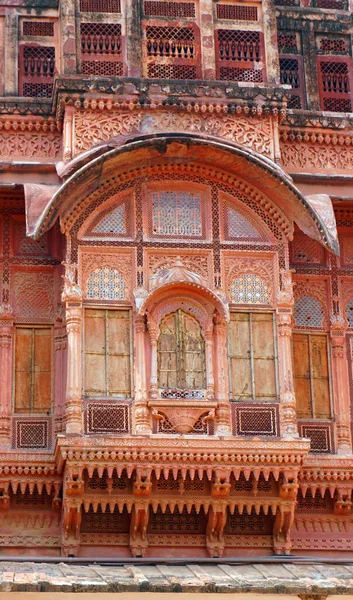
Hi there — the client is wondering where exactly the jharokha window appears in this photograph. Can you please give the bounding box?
[84,309,131,398]
[228,312,278,402]
[14,327,53,413]
[151,191,203,238]
[158,309,206,395]
[292,333,331,419]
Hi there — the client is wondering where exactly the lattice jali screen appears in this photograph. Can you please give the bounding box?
[317,37,350,56]
[299,422,333,454]
[318,59,352,113]
[80,0,121,11]
[84,402,130,434]
[216,29,263,82]
[296,490,333,514]
[291,234,324,266]
[80,22,123,76]
[314,0,347,8]
[293,295,324,329]
[274,0,299,6]
[144,24,200,79]
[216,4,258,21]
[23,21,54,37]
[12,417,52,450]
[150,191,202,238]
[280,57,305,109]
[346,299,353,327]
[229,274,271,305]
[82,507,129,533]
[91,204,126,235]
[144,1,196,17]
[225,205,263,241]
[13,271,54,323]
[85,266,126,301]
[225,508,273,535]
[19,45,55,97]
[231,403,279,437]
[149,506,206,534]
[278,32,299,54]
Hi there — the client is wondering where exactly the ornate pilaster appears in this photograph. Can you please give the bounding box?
[133,315,152,434]
[148,317,159,400]
[54,309,66,434]
[63,106,75,162]
[203,323,215,399]
[213,314,232,436]
[276,270,299,439]
[62,264,83,436]
[0,304,14,447]
[330,315,352,455]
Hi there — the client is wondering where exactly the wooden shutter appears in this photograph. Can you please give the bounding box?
[158,312,178,389]
[14,327,52,413]
[107,310,131,397]
[228,313,252,400]
[293,333,330,419]
[84,309,131,397]
[293,333,312,418]
[252,313,276,400]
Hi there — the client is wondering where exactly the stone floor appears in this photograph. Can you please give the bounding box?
[0,562,353,593]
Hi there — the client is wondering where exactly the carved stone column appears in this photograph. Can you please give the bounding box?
[54,311,66,434]
[63,106,75,162]
[0,305,14,447]
[330,315,352,455]
[213,314,232,436]
[204,324,215,399]
[134,315,151,434]
[62,265,83,436]
[148,319,159,400]
[277,271,299,439]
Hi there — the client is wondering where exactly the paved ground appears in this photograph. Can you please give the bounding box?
[0,562,353,593]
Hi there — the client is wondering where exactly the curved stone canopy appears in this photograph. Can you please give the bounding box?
[26,133,339,254]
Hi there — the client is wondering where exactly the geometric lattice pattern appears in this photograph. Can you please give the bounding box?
[13,271,54,322]
[278,32,299,54]
[149,507,205,534]
[346,299,353,327]
[12,418,52,450]
[217,30,261,62]
[229,274,271,304]
[293,295,324,328]
[80,23,121,54]
[85,267,125,300]
[80,0,121,11]
[318,37,349,55]
[84,403,130,434]
[144,1,196,17]
[280,58,300,88]
[320,61,349,94]
[92,204,126,234]
[291,235,324,265]
[216,4,258,20]
[81,507,129,533]
[227,207,262,240]
[22,46,55,76]
[23,21,54,36]
[219,66,263,82]
[300,423,333,454]
[82,61,123,76]
[232,404,279,437]
[151,192,202,237]
[146,26,195,59]
[147,64,197,79]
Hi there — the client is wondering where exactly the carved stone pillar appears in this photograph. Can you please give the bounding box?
[213,315,232,436]
[204,324,215,399]
[0,305,14,447]
[134,315,151,434]
[63,106,75,162]
[148,320,159,400]
[330,315,352,455]
[54,311,66,434]
[277,271,299,439]
[62,265,83,436]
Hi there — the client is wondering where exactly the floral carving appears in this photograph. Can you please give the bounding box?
[148,253,210,282]
[80,251,133,300]
[0,133,61,160]
[73,109,273,158]
[281,142,353,172]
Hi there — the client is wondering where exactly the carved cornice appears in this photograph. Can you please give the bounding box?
[281,111,353,130]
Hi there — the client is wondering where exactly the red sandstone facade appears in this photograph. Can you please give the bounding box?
[0,0,353,559]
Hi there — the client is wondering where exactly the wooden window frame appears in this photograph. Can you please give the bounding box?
[292,331,333,420]
[317,55,353,113]
[83,307,133,399]
[279,54,306,110]
[228,311,279,402]
[13,325,53,415]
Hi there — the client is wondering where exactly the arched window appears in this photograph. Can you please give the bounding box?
[158,309,206,393]
[293,295,324,328]
[86,266,125,301]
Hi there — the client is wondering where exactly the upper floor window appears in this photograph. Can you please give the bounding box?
[150,190,205,239]
[14,327,53,413]
[158,309,206,393]
[316,35,353,113]
[278,30,306,110]
[292,333,331,419]
[84,309,131,398]
[228,312,277,402]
